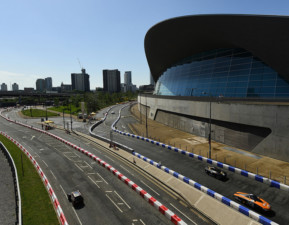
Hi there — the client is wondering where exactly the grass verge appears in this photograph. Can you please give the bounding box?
[48,105,80,116]
[21,109,59,118]
[0,135,59,225]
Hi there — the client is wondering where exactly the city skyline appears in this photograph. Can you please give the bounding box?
[1,0,289,89]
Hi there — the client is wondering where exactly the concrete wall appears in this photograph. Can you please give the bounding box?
[138,95,289,162]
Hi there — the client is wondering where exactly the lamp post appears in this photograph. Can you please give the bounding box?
[69,100,72,131]
[145,95,148,138]
[63,108,65,129]
[203,92,212,159]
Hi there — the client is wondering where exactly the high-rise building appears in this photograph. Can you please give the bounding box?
[12,83,19,91]
[103,69,121,93]
[45,77,52,91]
[36,79,45,92]
[1,83,7,91]
[71,69,90,92]
[124,71,132,86]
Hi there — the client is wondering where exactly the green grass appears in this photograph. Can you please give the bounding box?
[21,109,59,118]
[49,105,81,115]
[0,135,59,225]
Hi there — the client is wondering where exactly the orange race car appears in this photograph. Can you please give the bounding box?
[234,192,271,211]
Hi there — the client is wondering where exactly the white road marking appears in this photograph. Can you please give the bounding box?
[87,173,96,175]
[34,153,40,158]
[31,136,35,140]
[97,173,108,184]
[170,203,197,225]
[50,170,57,180]
[88,176,100,188]
[105,191,112,193]
[42,160,48,167]
[114,191,131,209]
[106,194,123,213]
[140,180,160,196]
[72,207,83,225]
[84,161,93,169]
[119,165,134,176]
[75,163,84,172]
[140,219,145,225]
[59,185,67,197]
[39,148,45,151]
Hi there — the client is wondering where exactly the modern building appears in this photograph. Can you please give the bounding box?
[71,69,90,92]
[1,83,7,91]
[61,82,72,92]
[36,79,45,92]
[12,83,19,91]
[124,71,132,85]
[45,77,52,91]
[103,69,121,93]
[24,87,34,92]
[142,14,289,162]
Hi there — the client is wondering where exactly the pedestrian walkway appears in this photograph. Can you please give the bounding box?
[0,145,17,225]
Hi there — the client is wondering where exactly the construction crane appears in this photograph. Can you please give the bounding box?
[77,58,83,70]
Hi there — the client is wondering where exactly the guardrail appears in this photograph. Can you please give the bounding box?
[0,141,22,225]
[109,103,279,225]
[0,132,68,225]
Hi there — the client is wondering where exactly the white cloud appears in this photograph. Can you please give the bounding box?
[0,71,39,90]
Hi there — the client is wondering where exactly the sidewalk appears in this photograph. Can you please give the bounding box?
[130,104,289,184]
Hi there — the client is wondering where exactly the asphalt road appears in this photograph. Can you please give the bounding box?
[92,104,289,225]
[1,108,213,225]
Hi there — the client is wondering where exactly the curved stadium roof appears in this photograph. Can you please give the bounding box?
[144,14,289,82]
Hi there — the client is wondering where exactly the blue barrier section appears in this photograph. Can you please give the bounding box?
[151,140,154,144]
[128,134,130,136]
[137,136,140,139]
[137,154,141,158]
[181,150,186,155]
[207,158,213,164]
[168,146,172,150]
[141,137,144,140]
[228,166,235,172]
[239,206,249,216]
[221,197,231,206]
[194,183,201,190]
[241,170,249,177]
[270,180,280,189]
[259,216,273,225]
[217,162,223,168]
[156,142,160,145]
[174,148,179,152]
[132,135,135,137]
[207,189,215,197]
[173,172,179,178]
[146,139,149,142]
[198,155,203,161]
[183,177,190,184]
[255,175,264,183]
[150,160,154,165]
[165,168,170,173]
[143,157,148,161]
[189,153,194,158]
[162,144,166,148]
[157,164,162,169]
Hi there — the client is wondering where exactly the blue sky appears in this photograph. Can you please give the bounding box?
[1,0,288,90]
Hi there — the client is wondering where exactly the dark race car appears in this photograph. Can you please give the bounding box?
[205,166,227,180]
[234,192,271,211]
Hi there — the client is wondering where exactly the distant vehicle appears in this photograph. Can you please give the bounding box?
[234,192,271,211]
[205,166,227,179]
[67,190,84,208]
[111,111,115,114]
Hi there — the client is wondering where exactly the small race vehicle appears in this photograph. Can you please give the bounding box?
[67,190,84,208]
[234,192,271,211]
[205,166,227,179]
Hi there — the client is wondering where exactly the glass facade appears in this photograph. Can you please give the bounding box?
[154,48,289,98]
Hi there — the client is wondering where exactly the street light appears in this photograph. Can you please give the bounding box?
[145,94,148,138]
[202,92,212,159]
[69,99,72,131]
